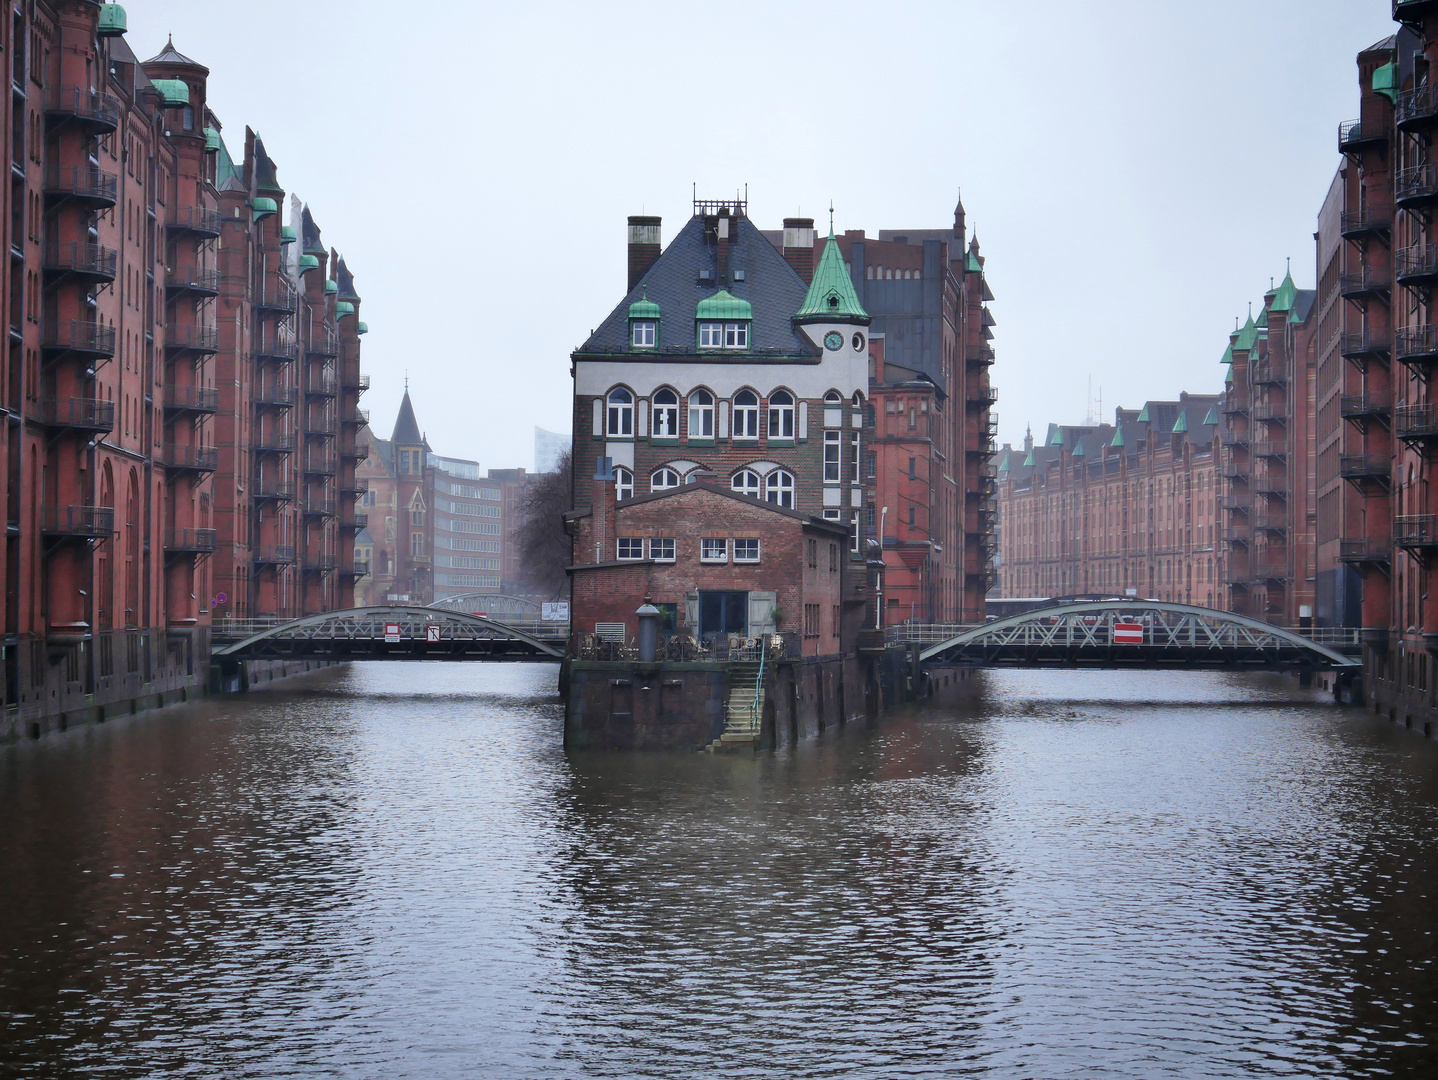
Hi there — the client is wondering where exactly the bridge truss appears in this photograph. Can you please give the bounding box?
[919,601,1360,671]
[212,606,564,662]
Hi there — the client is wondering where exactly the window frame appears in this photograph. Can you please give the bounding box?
[631,320,656,348]
[699,322,724,349]
[765,469,794,508]
[650,467,680,492]
[606,387,634,437]
[648,537,676,562]
[733,538,760,563]
[688,388,715,438]
[616,537,645,561]
[700,537,728,564]
[823,430,841,483]
[614,466,633,501]
[731,468,761,499]
[732,389,760,440]
[651,388,679,439]
[768,389,795,439]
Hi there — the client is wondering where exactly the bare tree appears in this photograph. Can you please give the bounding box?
[517,449,572,600]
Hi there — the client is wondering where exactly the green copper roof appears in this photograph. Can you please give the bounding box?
[150,79,189,107]
[357,321,369,335]
[696,289,753,321]
[251,197,278,222]
[965,249,981,273]
[1110,428,1125,448]
[1234,312,1259,352]
[1221,341,1234,365]
[279,225,297,244]
[1270,265,1298,314]
[1024,448,1036,466]
[299,254,320,272]
[1225,365,1234,385]
[98,4,127,35]
[628,290,661,320]
[997,450,1010,473]
[1374,60,1398,104]
[1049,425,1065,445]
[1256,306,1269,328]
[1203,405,1219,426]
[215,134,240,189]
[324,279,338,295]
[203,127,221,153]
[1137,405,1150,422]
[1172,411,1188,434]
[335,301,355,318]
[1072,437,1086,458]
[795,234,868,323]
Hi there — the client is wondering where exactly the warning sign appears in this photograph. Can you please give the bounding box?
[426,623,441,644]
[1114,622,1144,645]
[384,622,402,643]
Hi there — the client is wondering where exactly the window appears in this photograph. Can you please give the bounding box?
[651,467,680,492]
[829,543,839,572]
[765,469,794,508]
[824,390,843,405]
[411,531,425,556]
[732,469,761,499]
[724,322,748,348]
[652,388,678,438]
[701,538,728,563]
[768,390,795,439]
[617,537,644,561]
[807,538,818,568]
[908,457,917,479]
[614,467,633,501]
[733,389,759,439]
[699,322,724,348]
[908,506,916,527]
[649,537,675,562]
[632,320,656,347]
[607,387,633,436]
[851,431,861,478]
[824,431,841,483]
[734,539,760,563]
[823,508,842,522]
[411,509,424,525]
[832,605,841,637]
[699,321,748,349]
[688,389,714,437]
[851,512,862,553]
[804,603,820,637]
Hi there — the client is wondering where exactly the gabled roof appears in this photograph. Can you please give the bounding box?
[251,132,282,195]
[795,233,869,324]
[1233,311,1259,352]
[391,390,425,446]
[572,480,849,535]
[145,35,208,72]
[215,131,243,191]
[1270,265,1298,314]
[575,214,819,358]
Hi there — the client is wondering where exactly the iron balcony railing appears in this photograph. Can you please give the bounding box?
[1340,393,1393,419]
[1251,561,1290,581]
[1395,325,1438,363]
[1221,431,1248,450]
[308,328,339,357]
[252,545,296,565]
[41,505,114,538]
[306,415,339,436]
[340,476,370,495]
[1396,403,1438,439]
[1396,245,1438,285]
[163,445,219,472]
[1251,403,1285,421]
[302,555,338,572]
[252,481,296,502]
[1340,209,1391,239]
[165,324,220,352]
[44,164,118,204]
[1340,331,1391,358]
[1252,475,1289,496]
[1396,163,1438,206]
[165,528,218,554]
[337,508,368,529]
[1397,84,1438,129]
[341,407,368,426]
[1253,514,1288,532]
[1338,537,1392,563]
[1339,118,1388,151]
[1252,440,1288,458]
[350,561,372,577]
[1340,454,1392,480]
[1251,361,1288,387]
[43,319,116,356]
[40,396,115,432]
[1395,0,1438,24]
[306,374,337,397]
[1218,464,1248,481]
[43,241,117,279]
[302,499,336,518]
[1219,527,1250,545]
[256,277,298,314]
[303,454,337,474]
[45,86,120,130]
[254,333,299,361]
[1395,515,1438,546]
[339,439,369,460]
[166,265,221,294]
[1340,267,1392,297]
[1221,397,1248,415]
[166,206,223,236]
[162,384,220,413]
[253,383,298,407]
[253,431,297,453]
[970,383,997,407]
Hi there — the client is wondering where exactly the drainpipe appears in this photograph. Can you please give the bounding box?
[876,506,888,630]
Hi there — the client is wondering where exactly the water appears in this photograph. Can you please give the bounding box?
[2,664,1437,1078]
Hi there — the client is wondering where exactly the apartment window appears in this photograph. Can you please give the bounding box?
[734,538,760,563]
[688,389,714,437]
[768,390,795,439]
[852,512,862,553]
[908,457,916,479]
[824,431,841,483]
[832,605,841,637]
[724,322,748,348]
[804,603,820,637]
[765,469,794,508]
[631,320,656,347]
[649,537,675,562]
[410,531,424,556]
[699,322,721,348]
[733,389,760,439]
[823,509,842,522]
[807,538,818,568]
[411,509,424,526]
[829,543,838,572]
[652,388,678,437]
[732,469,761,499]
[651,467,680,492]
[606,387,633,437]
[617,537,644,561]
[851,431,861,477]
[614,466,633,501]
[908,506,916,527]
[701,538,728,563]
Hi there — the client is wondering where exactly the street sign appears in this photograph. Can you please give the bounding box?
[426,623,441,644]
[384,622,402,643]
[542,602,569,621]
[1114,622,1144,645]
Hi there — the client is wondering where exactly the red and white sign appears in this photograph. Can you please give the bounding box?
[384,622,402,643]
[1114,622,1144,645]
[426,623,441,644]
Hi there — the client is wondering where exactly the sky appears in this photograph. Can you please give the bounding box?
[133,0,1395,468]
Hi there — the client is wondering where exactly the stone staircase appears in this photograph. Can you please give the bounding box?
[707,660,764,751]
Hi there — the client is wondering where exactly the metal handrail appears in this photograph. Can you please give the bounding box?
[44,164,117,202]
[44,241,117,277]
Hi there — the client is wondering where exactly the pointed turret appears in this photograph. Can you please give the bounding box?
[391,388,424,447]
[1270,261,1298,315]
[794,231,869,324]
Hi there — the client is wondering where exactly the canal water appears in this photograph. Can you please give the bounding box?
[2,664,1437,1078]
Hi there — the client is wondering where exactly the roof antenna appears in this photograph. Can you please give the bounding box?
[829,200,834,236]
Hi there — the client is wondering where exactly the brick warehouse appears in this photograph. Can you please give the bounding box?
[0,3,366,740]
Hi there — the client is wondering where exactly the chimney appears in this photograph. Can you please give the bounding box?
[627,216,661,291]
[783,217,815,283]
[717,207,732,287]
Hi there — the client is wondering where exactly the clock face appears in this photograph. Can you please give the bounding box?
[851,332,866,352]
[824,331,844,351]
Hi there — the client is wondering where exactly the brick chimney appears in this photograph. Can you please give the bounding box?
[627,216,661,291]
[717,207,732,287]
[783,217,815,283]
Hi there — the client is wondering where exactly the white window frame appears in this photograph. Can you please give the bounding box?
[651,467,680,492]
[824,430,841,483]
[606,387,633,437]
[765,469,795,508]
[649,537,676,563]
[688,389,715,438]
[768,390,795,439]
[733,538,760,563]
[732,389,760,440]
[614,466,633,501]
[724,322,748,348]
[652,388,679,438]
[700,538,728,563]
[616,537,644,561]
[731,469,762,499]
[631,320,656,347]
[850,431,861,477]
[699,322,723,348]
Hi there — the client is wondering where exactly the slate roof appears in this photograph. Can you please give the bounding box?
[251,132,282,195]
[336,257,358,301]
[575,214,819,359]
[145,36,208,72]
[391,390,425,446]
[567,480,849,535]
[301,206,323,253]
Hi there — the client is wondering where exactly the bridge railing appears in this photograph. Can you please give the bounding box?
[885,623,980,644]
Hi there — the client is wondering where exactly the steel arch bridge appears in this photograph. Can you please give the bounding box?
[920,601,1360,671]
[212,606,564,662]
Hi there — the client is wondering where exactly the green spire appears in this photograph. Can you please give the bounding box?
[1110,427,1125,449]
[1024,447,1036,466]
[1225,365,1234,385]
[1048,424,1065,445]
[1221,341,1234,365]
[1203,405,1219,426]
[795,232,869,323]
[1270,261,1297,314]
[998,449,1010,473]
[1234,310,1259,352]
[1256,306,1269,329]
[1137,405,1150,423]
[1172,411,1188,434]
[1072,437,1086,458]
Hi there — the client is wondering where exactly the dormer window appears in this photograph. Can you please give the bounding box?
[632,321,656,347]
[627,290,660,350]
[699,322,748,349]
[695,289,753,351]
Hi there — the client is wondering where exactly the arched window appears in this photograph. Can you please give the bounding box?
[768,389,795,439]
[766,469,795,508]
[651,467,680,492]
[688,389,714,438]
[614,466,633,501]
[731,469,762,499]
[606,388,633,437]
[733,389,760,439]
[824,390,843,405]
[652,388,678,438]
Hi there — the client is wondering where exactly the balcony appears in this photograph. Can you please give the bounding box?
[966,344,995,366]
[1340,267,1392,301]
[1397,163,1438,210]
[163,444,219,474]
[1340,330,1391,361]
[43,241,117,282]
[1221,397,1248,416]
[305,374,337,397]
[341,407,368,427]
[1340,454,1392,483]
[306,415,339,436]
[43,319,116,359]
[302,499,336,518]
[1252,440,1287,459]
[348,561,372,578]
[339,476,370,495]
[166,265,221,296]
[1340,209,1391,240]
[1395,514,1438,550]
[44,164,118,207]
[1395,0,1438,25]
[1225,566,1253,586]
[1253,514,1288,533]
[1251,361,1288,388]
[252,481,296,503]
[303,454,337,475]
[1252,475,1289,497]
[1338,537,1392,566]
[254,431,297,454]
[165,324,220,354]
[339,439,369,461]
[253,383,298,408]
[1219,495,1252,513]
[255,278,298,315]
[1219,464,1248,481]
[308,329,339,358]
[1220,431,1248,448]
[1219,527,1250,545]
[1397,245,1438,290]
[969,383,997,408]
[1340,393,1392,422]
[45,86,120,132]
[302,555,338,573]
[1398,85,1438,130]
[41,505,114,539]
[1395,325,1438,369]
[1251,561,1289,582]
[40,396,115,433]
[253,545,296,565]
[1396,403,1438,441]
[166,206,223,237]
[254,333,299,362]
[338,510,368,530]
[165,528,218,555]
[162,384,219,414]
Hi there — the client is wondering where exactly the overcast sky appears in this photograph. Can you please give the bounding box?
[136,0,1394,468]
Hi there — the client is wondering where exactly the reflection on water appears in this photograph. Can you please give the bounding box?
[2,664,1437,1078]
